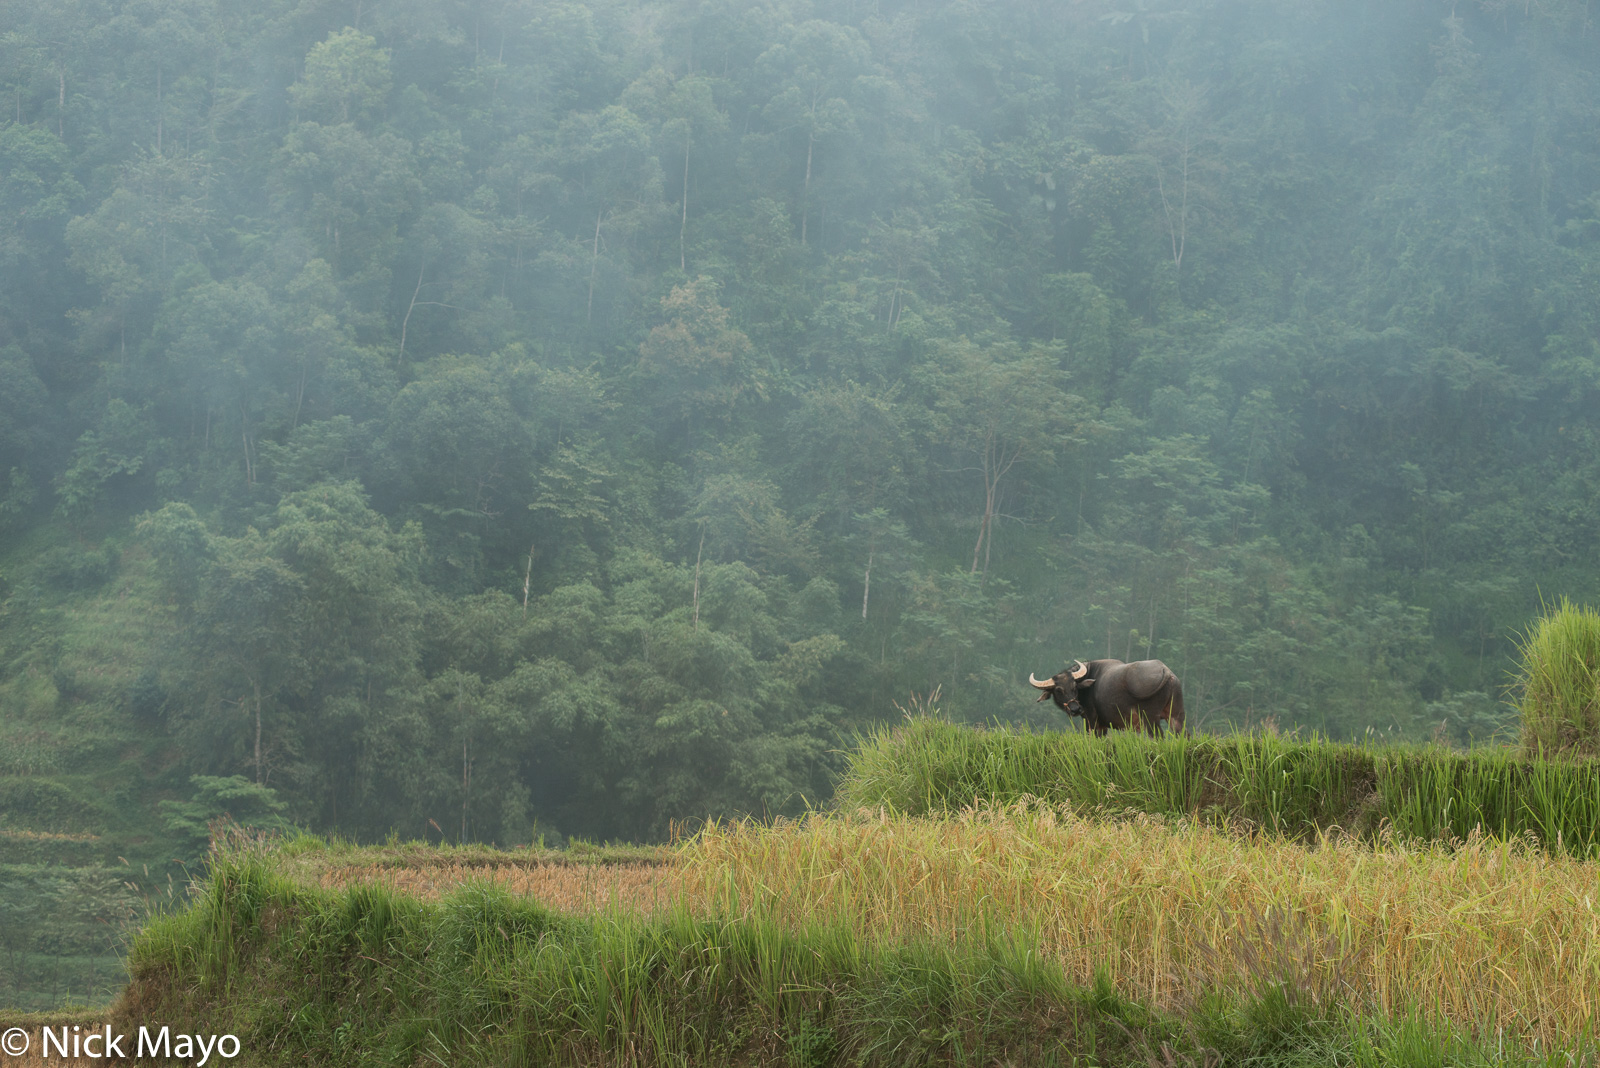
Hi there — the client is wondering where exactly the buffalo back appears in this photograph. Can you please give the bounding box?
[1120,660,1171,701]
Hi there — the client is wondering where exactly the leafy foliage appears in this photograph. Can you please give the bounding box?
[159,775,292,860]
[1,0,1596,904]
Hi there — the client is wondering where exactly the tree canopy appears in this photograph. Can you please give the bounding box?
[1,0,1596,843]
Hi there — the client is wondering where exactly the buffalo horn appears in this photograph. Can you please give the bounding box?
[1070,660,1089,680]
[1027,673,1054,690]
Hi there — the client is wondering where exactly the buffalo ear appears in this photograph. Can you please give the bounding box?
[1079,678,1096,688]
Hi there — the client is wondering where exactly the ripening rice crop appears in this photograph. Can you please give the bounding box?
[318,860,680,913]
[296,798,1600,1050]
[141,810,1600,1062]
[678,803,1600,1047]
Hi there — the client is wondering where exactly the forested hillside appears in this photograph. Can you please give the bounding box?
[1,0,1598,863]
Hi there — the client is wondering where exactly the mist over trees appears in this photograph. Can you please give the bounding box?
[2,0,1598,844]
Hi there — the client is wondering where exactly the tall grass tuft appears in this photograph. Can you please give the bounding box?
[1516,597,1600,758]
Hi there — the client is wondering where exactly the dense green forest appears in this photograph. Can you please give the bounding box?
[2,0,1599,878]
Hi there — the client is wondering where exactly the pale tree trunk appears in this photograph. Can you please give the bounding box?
[1156,128,1191,274]
[241,405,255,484]
[983,503,995,577]
[252,677,263,784]
[861,547,873,620]
[522,543,535,618]
[587,209,603,322]
[692,528,705,629]
[970,429,1022,579]
[1146,596,1156,660]
[457,683,472,844]
[969,429,997,573]
[971,493,989,574]
[292,361,307,428]
[399,261,425,362]
[886,261,905,330]
[397,263,457,362]
[800,130,814,244]
[680,127,691,271]
[460,731,471,844]
[800,92,819,244]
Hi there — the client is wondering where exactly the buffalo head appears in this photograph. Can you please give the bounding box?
[1028,660,1092,717]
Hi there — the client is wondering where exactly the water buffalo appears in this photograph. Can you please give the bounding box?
[1027,659,1185,736]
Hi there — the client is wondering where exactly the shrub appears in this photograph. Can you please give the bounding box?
[1515,598,1600,758]
[34,542,116,590]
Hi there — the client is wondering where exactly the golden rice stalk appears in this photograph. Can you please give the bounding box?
[680,803,1600,1046]
[318,860,684,914]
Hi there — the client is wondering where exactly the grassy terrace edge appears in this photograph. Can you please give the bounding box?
[100,847,1581,1067]
[836,718,1600,855]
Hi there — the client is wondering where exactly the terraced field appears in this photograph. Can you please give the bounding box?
[16,723,1600,1065]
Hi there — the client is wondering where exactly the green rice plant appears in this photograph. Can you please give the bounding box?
[1217,731,1339,836]
[1516,597,1600,758]
[1521,752,1600,858]
[1434,747,1519,843]
[838,717,1600,860]
[1376,747,1460,844]
[1147,731,1205,813]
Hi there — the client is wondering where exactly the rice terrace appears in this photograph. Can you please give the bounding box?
[8,704,1600,1066]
